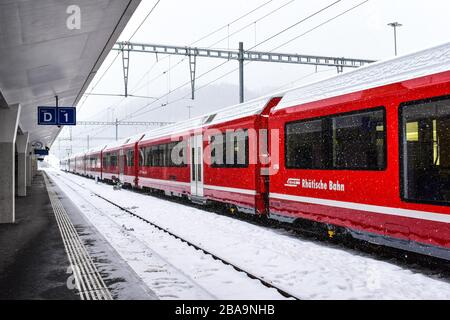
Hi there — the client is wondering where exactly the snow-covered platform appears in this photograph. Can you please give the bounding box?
[0,171,156,300]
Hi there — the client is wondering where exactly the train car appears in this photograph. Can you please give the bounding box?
[136,117,205,197]
[59,158,68,171]
[68,154,77,173]
[268,42,450,260]
[85,145,106,179]
[136,124,190,197]
[135,95,281,212]
[119,134,144,187]
[201,96,281,213]
[74,152,86,176]
[102,138,129,182]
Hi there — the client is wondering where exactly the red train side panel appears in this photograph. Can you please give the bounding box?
[269,65,450,259]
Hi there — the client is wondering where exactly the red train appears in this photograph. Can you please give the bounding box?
[63,43,450,261]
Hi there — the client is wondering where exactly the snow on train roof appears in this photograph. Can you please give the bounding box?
[137,95,277,141]
[275,42,450,111]
[103,137,132,151]
[86,144,107,154]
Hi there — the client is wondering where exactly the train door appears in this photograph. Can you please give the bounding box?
[190,135,204,197]
[119,149,125,182]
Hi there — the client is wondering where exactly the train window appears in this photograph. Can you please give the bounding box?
[103,153,109,167]
[210,135,220,166]
[126,150,134,167]
[139,148,144,167]
[285,108,386,170]
[210,130,249,168]
[149,146,157,166]
[332,109,386,170]
[285,119,329,169]
[158,145,166,166]
[400,97,450,205]
[110,153,117,167]
[166,143,173,166]
[140,142,187,167]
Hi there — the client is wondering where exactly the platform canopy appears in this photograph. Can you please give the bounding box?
[0,0,141,149]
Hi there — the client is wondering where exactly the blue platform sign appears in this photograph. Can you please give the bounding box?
[37,106,76,126]
[34,149,49,156]
[58,107,76,125]
[38,107,57,125]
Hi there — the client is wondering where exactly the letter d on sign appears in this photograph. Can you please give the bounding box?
[44,112,53,122]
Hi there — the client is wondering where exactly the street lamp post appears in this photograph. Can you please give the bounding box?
[387,22,402,56]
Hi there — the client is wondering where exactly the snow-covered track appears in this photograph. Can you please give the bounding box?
[92,192,300,300]
[49,171,298,300]
[54,173,300,300]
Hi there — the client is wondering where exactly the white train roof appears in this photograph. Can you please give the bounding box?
[136,94,279,142]
[103,137,133,151]
[85,144,107,155]
[275,42,450,111]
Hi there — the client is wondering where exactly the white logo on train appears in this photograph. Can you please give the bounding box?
[285,178,345,192]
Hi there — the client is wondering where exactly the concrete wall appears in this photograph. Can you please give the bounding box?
[0,104,21,223]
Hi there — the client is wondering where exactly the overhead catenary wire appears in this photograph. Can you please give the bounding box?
[187,0,372,99]
[129,0,284,98]
[75,0,163,114]
[128,0,162,42]
[271,0,370,52]
[79,0,279,136]
[249,0,342,50]
[190,0,275,46]
[124,0,350,120]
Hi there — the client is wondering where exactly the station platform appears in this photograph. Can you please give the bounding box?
[0,171,156,300]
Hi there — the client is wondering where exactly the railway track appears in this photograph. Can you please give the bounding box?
[48,171,301,300]
[62,171,450,280]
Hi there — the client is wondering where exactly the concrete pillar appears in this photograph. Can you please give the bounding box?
[16,132,29,197]
[0,104,21,223]
[33,157,38,176]
[26,143,32,187]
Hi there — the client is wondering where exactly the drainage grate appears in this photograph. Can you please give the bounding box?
[43,174,112,300]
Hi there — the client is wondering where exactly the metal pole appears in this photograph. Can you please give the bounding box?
[393,26,398,56]
[87,135,90,150]
[388,22,402,56]
[238,42,244,103]
[115,118,118,141]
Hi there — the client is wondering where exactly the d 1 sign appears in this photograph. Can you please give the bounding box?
[37,106,76,126]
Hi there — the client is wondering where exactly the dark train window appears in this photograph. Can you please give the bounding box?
[103,153,109,167]
[400,97,450,205]
[210,130,249,168]
[332,109,386,170]
[285,108,386,170]
[139,148,144,167]
[126,150,134,167]
[286,119,328,169]
[140,142,187,167]
[110,153,117,167]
